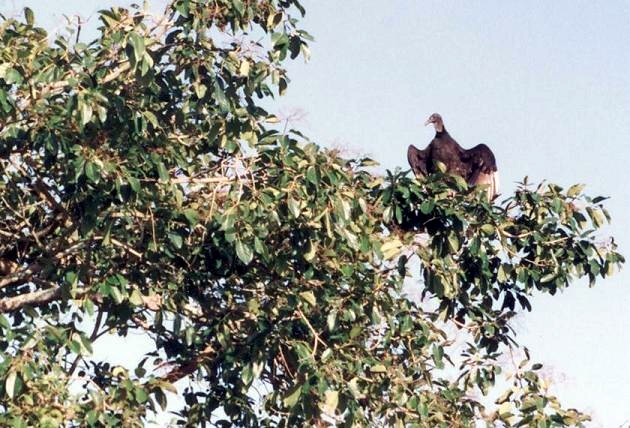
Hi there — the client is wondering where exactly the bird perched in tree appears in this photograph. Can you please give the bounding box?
[407,113,499,200]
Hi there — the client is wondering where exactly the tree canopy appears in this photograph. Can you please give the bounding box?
[0,2,623,427]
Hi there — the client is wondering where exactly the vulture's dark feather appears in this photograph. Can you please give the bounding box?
[461,143,497,175]
[408,113,499,199]
[407,144,429,178]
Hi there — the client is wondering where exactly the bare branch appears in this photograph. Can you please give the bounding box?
[0,241,87,289]
[0,286,88,313]
[160,343,215,383]
[0,258,19,275]
[0,263,43,289]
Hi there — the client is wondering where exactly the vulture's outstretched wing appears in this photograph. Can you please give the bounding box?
[407,144,429,178]
[462,144,499,199]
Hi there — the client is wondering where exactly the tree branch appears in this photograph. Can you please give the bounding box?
[0,286,88,313]
[0,263,43,289]
[0,241,87,289]
[160,343,215,383]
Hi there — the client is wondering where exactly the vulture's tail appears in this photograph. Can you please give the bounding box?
[474,171,500,201]
[491,171,500,200]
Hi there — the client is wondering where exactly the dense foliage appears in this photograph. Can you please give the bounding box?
[0,2,623,426]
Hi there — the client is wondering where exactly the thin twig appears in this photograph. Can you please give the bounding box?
[296,308,327,357]
[67,308,104,376]
[278,345,295,379]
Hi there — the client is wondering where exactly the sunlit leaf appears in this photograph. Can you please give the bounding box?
[235,240,253,265]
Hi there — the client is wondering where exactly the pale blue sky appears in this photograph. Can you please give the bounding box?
[3,1,629,426]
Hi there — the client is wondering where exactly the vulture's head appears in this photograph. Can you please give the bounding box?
[424,113,444,132]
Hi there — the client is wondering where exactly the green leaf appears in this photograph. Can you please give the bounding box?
[154,388,167,410]
[334,197,351,221]
[370,364,387,373]
[5,371,18,398]
[350,325,362,338]
[128,33,145,60]
[287,197,300,218]
[235,240,253,264]
[238,60,250,77]
[77,333,93,354]
[213,77,230,112]
[383,206,393,222]
[193,82,207,99]
[65,271,78,287]
[0,88,12,113]
[253,237,268,257]
[86,410,98,425]
[420,199,435,214]
[271,32,289,49]
[432,345,444,369]
[587,207,607,227]
[435,160,447,173]
[69,339,81,354]
[168,233,183,249]
[498,264,510,283]
[360,158,379,167]
[306,166,318,184]
[233,0,244,14]
[321,348,332,362]
[110,287,124,304]
[0,314,10,330]
[4,68,22,85]
[381,238,403,260]
[453,174,468,190]
[85,162,100,183]
[129,289,144,306]
[303,240,317,262]
[157,162,169,182]
[521,399,538,412]
[495,389,513,404]
[480,224,495,235]
[283,383,302,408]
[540,273,556,283]
[279,77,288,95]
[567,183,585,197]
[24,7,34,26]
[447,231,460,252]
[183,209,199,226]
[135,387,149,403]
[267,12,283,29]
[144,111,159,129]
[78,99,93,126]
[299,290,316,307]
[327,310,337,331]
[128,176,141,193]
[321,390,339,415]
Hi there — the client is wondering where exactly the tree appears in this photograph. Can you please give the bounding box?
[0,2,623,426]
